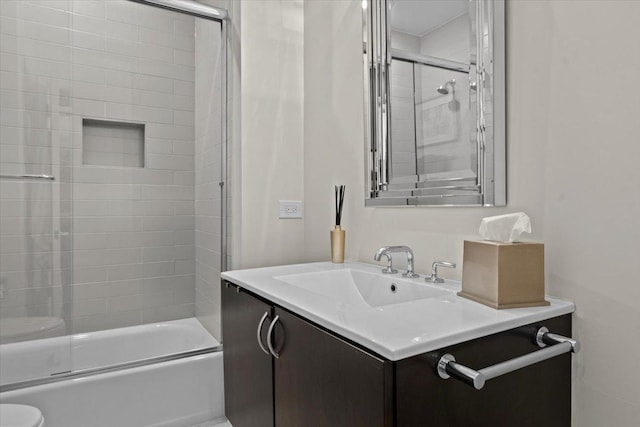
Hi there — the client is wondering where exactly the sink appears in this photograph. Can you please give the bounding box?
[274,269,448,308]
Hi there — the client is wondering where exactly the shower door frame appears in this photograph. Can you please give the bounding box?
[0,0,231,392]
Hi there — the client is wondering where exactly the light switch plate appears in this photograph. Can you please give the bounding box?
[279,200,303,219]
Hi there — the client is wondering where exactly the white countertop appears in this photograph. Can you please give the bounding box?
[221,261,575,361]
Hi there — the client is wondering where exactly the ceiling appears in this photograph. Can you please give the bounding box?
[390,0,469,37]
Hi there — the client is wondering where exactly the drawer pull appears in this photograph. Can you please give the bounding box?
[436,327,579,390]
[256,312,270,355]
[267,315,281,359]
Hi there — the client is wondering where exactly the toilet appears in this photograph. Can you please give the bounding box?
[0,404,45,427]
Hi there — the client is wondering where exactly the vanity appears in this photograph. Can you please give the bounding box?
[221,262,576,427]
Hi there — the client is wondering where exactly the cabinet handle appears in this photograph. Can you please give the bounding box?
[256,312,270,355]
[267,315,280,359]
[436,327,580,390]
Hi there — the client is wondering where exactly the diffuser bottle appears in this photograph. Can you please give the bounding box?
[331,226,345,263]
[331,185,346,263]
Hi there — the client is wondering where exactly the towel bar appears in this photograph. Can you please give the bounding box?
[436,327,579,390]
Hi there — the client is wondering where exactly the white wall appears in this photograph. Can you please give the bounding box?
[303,1,640,425]
[236,0,305,269]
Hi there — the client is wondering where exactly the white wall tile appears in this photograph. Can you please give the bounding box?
[105,69,133,88]
[72,0,104,18]
[73,183,141,200]
[74,248,142,267]
[133,74,173,94]
[72,47,138,73]
[105,1,172,31]
[73,279,140,300]
[0,16,71,45]
[7,1,72,28]
[73,216,142,233]
[71,30,104,51]
[147,154,194,170]
[173,80,194,96]
[72,14,138,41]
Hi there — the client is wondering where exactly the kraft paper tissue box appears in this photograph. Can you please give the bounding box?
[459,240,549,309]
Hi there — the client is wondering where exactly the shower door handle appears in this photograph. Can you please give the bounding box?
[256,311,270,355]
[0,174,55,181]
[266,315,280,359]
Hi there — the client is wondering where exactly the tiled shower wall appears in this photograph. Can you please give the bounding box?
[388,16,473,180]
[390,58,417,179]
[390,31,419,180]
[0,0,219,334]
[194,18,223,340]
[417,15,472,178]
[69,1,197,333]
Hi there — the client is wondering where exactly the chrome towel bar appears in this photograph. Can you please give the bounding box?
[0,174,55,181]
[436,327,580,390]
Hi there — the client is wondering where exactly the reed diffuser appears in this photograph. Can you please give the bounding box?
[331,185,346,263]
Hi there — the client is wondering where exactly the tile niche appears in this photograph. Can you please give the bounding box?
[82,119,145,168]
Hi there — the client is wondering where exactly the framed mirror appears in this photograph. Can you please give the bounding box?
[363,0,506,206]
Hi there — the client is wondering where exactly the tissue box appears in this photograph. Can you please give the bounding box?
[459,240,549,309]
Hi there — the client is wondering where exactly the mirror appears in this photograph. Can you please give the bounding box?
[363,0,506,206]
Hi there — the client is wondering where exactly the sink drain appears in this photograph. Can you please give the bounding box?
[390,283,397,292]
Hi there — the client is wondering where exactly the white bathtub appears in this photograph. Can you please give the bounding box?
[0,318,225,427]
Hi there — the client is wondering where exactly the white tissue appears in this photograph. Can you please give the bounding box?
[479,212,531,243]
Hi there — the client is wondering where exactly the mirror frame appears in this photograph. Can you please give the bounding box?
[363,0,506,207]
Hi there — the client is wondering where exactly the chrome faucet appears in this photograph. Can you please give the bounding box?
[375,252,397,274]
[425,261,456,283]
[373,246,419,278]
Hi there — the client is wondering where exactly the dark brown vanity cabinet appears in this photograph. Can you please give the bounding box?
[222,281,392,427]
[272,308,393,427]
[222,281,274,427]
[395,314,572,427]
[222,280,572,427]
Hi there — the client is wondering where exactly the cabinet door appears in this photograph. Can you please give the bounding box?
[272,308,393,427]
[222,282,274,427]
[396,314,572,427]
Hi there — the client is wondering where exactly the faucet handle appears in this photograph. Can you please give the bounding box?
[379,253,398,274]
[425,261,456,283]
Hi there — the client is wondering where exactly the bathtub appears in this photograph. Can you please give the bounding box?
[0,318,225,427]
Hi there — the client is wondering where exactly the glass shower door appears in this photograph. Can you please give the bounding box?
[0,0,74,382]
[1,0,227,390]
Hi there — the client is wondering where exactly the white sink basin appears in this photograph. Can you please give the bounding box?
[275,269,448,308]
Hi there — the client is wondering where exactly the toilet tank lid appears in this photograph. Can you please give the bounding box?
[0,404,44,427]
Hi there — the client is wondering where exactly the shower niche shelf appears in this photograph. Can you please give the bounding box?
[82,119,145,168]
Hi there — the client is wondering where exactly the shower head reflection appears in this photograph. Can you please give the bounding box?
[437,79,456,95]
